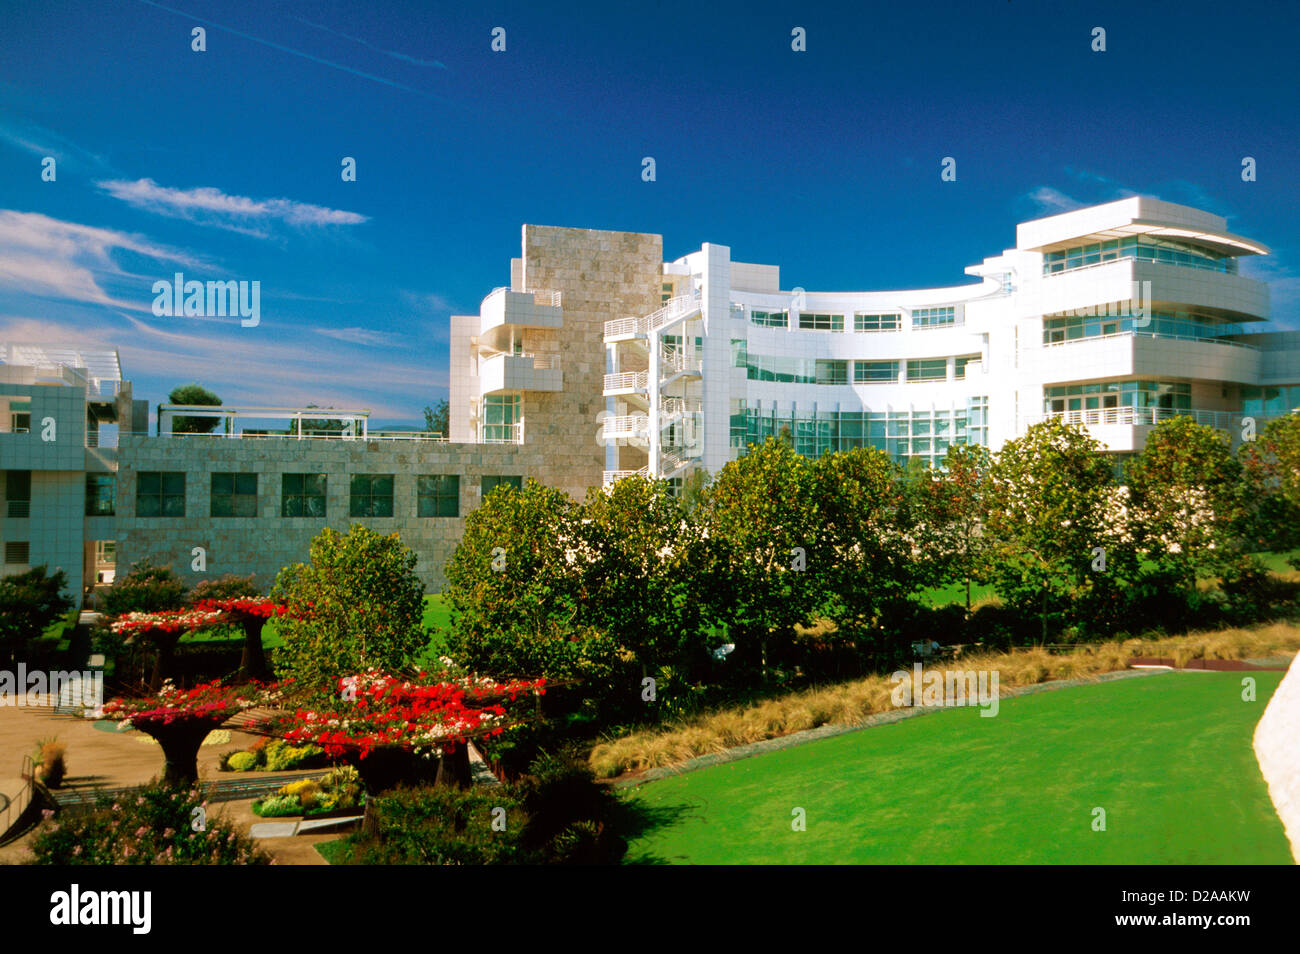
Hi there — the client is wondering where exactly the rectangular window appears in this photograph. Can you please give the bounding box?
[417,475,459,517]
[907,359,948,382]
[5,470,31,518]
[86,474,116,517]
[4,541,29,565]
[210,472,257,518]
[854,313,901,332]
[137,471,186,517]
[954,355,980,380]
[751,310,788,328]
[7,400,31,433]
[350,474,395,518]
[482,475,523,498]
[912,307,957,329]
[854,361,899,384]
[282,473,327,518]
[483,394,521,443]
[815,360,848,385]
[798,312,843,332]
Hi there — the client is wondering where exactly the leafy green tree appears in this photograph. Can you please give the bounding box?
[579,475,718,712]
[188,573,261,604]
[933,443,994,614]
[809,447,919,639]
[983,419,1134,642]
[444,481,613,702]
[271,525,427,700]
[100,559,188,616]
[423,399,450,437]
[699,437,823,680]
[1237,413,1300,556]
[167,383,222,434]
[1125,416,1244,590]
[0,566,73,663]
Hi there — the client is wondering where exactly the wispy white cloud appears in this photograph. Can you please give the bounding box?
[1239,256,1300,328]
[0,210,208,309]
[315,326,397,347]
[1023,186,1086,215]
[97,178,368,236]
[0,119,111,169]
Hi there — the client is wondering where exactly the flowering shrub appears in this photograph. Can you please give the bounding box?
[192,597,290,619]
[102,679,274,732]
[277,671,546,761]
[109,608,227,638]
[30,782,272,865]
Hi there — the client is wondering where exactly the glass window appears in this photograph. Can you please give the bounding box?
[854,361,899,384]
[137,471,185,517]
[418,475,459,517]
[482,475,523,498]
[816,360,848,385]
[211,472,256,518]
[282,473,327,518]
[349,474,395,518]
[798,312,843,332]
[907,359,948,382]
[912,307,957,329]
[86,474,116,517]
[483,394,522,443]
[854,313,901,332]
[7,400,31,433]
[751,310,788,328]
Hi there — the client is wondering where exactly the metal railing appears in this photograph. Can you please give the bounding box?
[0,754,36,845]
[86,428,120,449]
[603,466,650,486]
[1039,329,1260,351]
[1026,406,1239,430]
[600,415,649,439]
[604,316,643,338]
[603,370,649,393]
[648,295,702,333]
[484,286,562,308]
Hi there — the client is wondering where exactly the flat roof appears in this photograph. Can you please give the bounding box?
[0,343,122,382]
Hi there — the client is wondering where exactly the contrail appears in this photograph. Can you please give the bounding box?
[134,0,450,102]
[294,15,448,70]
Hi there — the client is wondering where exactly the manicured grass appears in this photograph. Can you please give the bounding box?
[315,839,347,865]
[1253,549,1300,574]
[623,671,1292,864]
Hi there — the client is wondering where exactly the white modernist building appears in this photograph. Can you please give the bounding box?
[584,196,1300,482]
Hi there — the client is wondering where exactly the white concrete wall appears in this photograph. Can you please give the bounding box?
[1254,654,1300,863]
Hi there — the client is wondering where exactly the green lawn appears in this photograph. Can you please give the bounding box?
[623,671,1292,864]
[244,594,450,660]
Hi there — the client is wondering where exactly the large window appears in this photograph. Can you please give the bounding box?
[282,473,327,517]
[954,355,981,380]
[418,475,459,517]
[1044,381,1191,414]
[482,394,521,443]
[798,312,843,332]
[912,307,957,329]
[751,310,788,328]
[137,471,186,517]
[1042,310,1247,345]
[854,361,899,384]
[211,472,256,517]
[86,474,116,517]
[907,359,948,382]
[350,474,395,517]
[854,313,901,332]
[1043,236,1237,276]
[7,400,30,433]
[482,475,523,498]
[815,360,849,385]
[1242,385,1300,420]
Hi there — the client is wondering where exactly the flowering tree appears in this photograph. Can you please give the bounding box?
[193,597,289,682]
[110,608,228,690]
[102,680,278,786]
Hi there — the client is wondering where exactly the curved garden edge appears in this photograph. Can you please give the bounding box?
[609,668,1174,790]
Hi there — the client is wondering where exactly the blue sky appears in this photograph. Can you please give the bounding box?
[2,0,1298,425]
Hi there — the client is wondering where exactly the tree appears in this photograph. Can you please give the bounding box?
[982,419,1135,642]
[0,566,73,663]
[100,559,188,616]
[1125,416,1244,590]
[579,475,718,712]
[167,383,222,434]
[933,443,994,615]
[110,608,228,691]
[270,525,427,701]
[423,399,450,437]
[699,437,824,681]
[1237,413,1300,556]
[444,480,612,705]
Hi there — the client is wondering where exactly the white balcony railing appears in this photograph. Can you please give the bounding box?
[1039,330,1259,351]
[648,295,702,333]
[485,286,562,307]
[603,370,649,393]
[1027,406,1239,430]
[600,415,649,440]
[603,466,650,487]
[603,317,642,338]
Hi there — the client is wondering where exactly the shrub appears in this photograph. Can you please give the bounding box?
[100,560,188,616]
[226,752,258,772]
[252,794,303,818]
[217,750,243,771]
[263,740,326,772]
[29,781,271,865]
[0,566,73,662]
[38,740,66,789]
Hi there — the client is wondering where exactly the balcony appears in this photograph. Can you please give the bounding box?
[479,287,563,335]
[1023,406,1240,451]
[599,414,649,443]
[603,370,649,396]
[603,295,701,341]
[478,352,562,395]
[1025,331,1261,385]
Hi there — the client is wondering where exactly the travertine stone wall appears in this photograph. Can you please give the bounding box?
[116,434,542,592]
[1254,654,1300,862]
[521,225,663,500]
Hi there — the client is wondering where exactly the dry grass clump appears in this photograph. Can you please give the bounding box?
[588,621,1300,780]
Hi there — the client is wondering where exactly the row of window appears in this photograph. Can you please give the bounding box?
[745,309,949,332]
[132,472,524,519]
[1042,236,1237,276]
[730,398,990,466]
[734,345,981,385]
[1044,381,1192,413]
[1042,311,1249,345]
